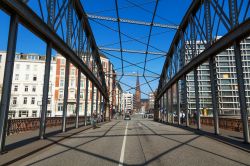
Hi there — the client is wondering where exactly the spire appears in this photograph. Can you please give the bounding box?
[135,72,141,111]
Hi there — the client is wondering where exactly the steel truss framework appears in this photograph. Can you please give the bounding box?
[156,0,250,143]
[0,0,108,152]
[86,0,176,94]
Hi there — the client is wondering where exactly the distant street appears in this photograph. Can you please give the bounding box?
[17,115,250,166]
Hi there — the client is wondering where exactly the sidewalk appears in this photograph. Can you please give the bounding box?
[0,121,108,166]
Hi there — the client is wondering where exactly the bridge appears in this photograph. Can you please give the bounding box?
[0,0,250,165]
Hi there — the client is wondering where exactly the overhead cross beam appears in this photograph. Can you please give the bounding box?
[99,47,166,55]
[87,14,179,30]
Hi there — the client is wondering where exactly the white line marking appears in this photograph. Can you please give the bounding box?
[137,123,142,127]
[119,122,128,166]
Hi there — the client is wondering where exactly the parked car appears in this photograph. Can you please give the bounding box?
[148,114,154,119]
[124,114,131,120]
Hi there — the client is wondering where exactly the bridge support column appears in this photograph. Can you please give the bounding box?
[90,82,94,117]
[75,69,81,128]
[0,14,18,153]
[39,43,52,139]
[62,60,69,132]
[234,42,249,143]
[177,82,180,125]
[95,89,99,118]
[194,69,201,130]
[171,86,174,124]
[166,90,169,124]
[84,78,89,126]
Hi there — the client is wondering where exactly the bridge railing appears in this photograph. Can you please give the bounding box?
[0,0,110,153]
[156,0,250,143]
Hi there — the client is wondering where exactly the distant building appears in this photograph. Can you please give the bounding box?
[0,51,56,118]
[141,99,149,113]
[149,92,155,109]
[53,53,118,118]
[121,92,133,113]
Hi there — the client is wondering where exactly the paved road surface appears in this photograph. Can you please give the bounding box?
[17,115,250,166]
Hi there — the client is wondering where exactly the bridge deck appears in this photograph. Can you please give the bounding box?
[0,117,249,166]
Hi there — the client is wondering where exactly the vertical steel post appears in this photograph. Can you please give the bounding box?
[62,61,69,132]
[229,0,249,143]
[234,42,249,143]
[171,86,174,124]
[177,82,180,125]
[84,78,89,126]
[191,15,201,129]
[75,69,81,128]
[90,83,94,116]
[95,89,99,116]
[204,0,219,135]
[180,30,189,127]
[166,90,169,123]
[39,0,54,139]
[39,43,52,138]
[0,15,18,153]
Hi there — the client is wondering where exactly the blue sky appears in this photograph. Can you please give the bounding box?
[0,0,191,98]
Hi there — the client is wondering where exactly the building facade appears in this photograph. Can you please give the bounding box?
[121,92,134,113]
[0,51,56,118]
[184,37,250,116]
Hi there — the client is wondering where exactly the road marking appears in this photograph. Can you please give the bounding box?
[119,122,128,166]
[137,123,142,127]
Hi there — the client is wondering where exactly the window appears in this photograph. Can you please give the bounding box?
[12,97,17,105]
[16,64,20,69]
[71,69,75,75]
[31,97,35,104]
[14,85,18,92]
[58,103,63,111]
[19,110,28,117]
[24,86,28,92]
[48,98,51,104]
[61,59,65,65]
[9,111,16,118]
[70,79,75,87]
[59,90,64,98]
[26,65,30,70]
[33,75,37,81]
[32,86,36,92]
[15,74,19,80]
[60,80,64,87]
[25,74,29,80]
[60,69,65,75]
[23,97,27,104]
[47,110,52,117]
[32,110,37,117]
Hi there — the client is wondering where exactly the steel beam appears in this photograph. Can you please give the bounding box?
[39,43,52,139]
[99,47,166,56]
[1,0,108,100]
[87,14,179,29]
[0,14,18,153]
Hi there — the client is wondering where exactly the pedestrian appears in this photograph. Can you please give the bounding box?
[193,111,197,125]
[181,111,184,124]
